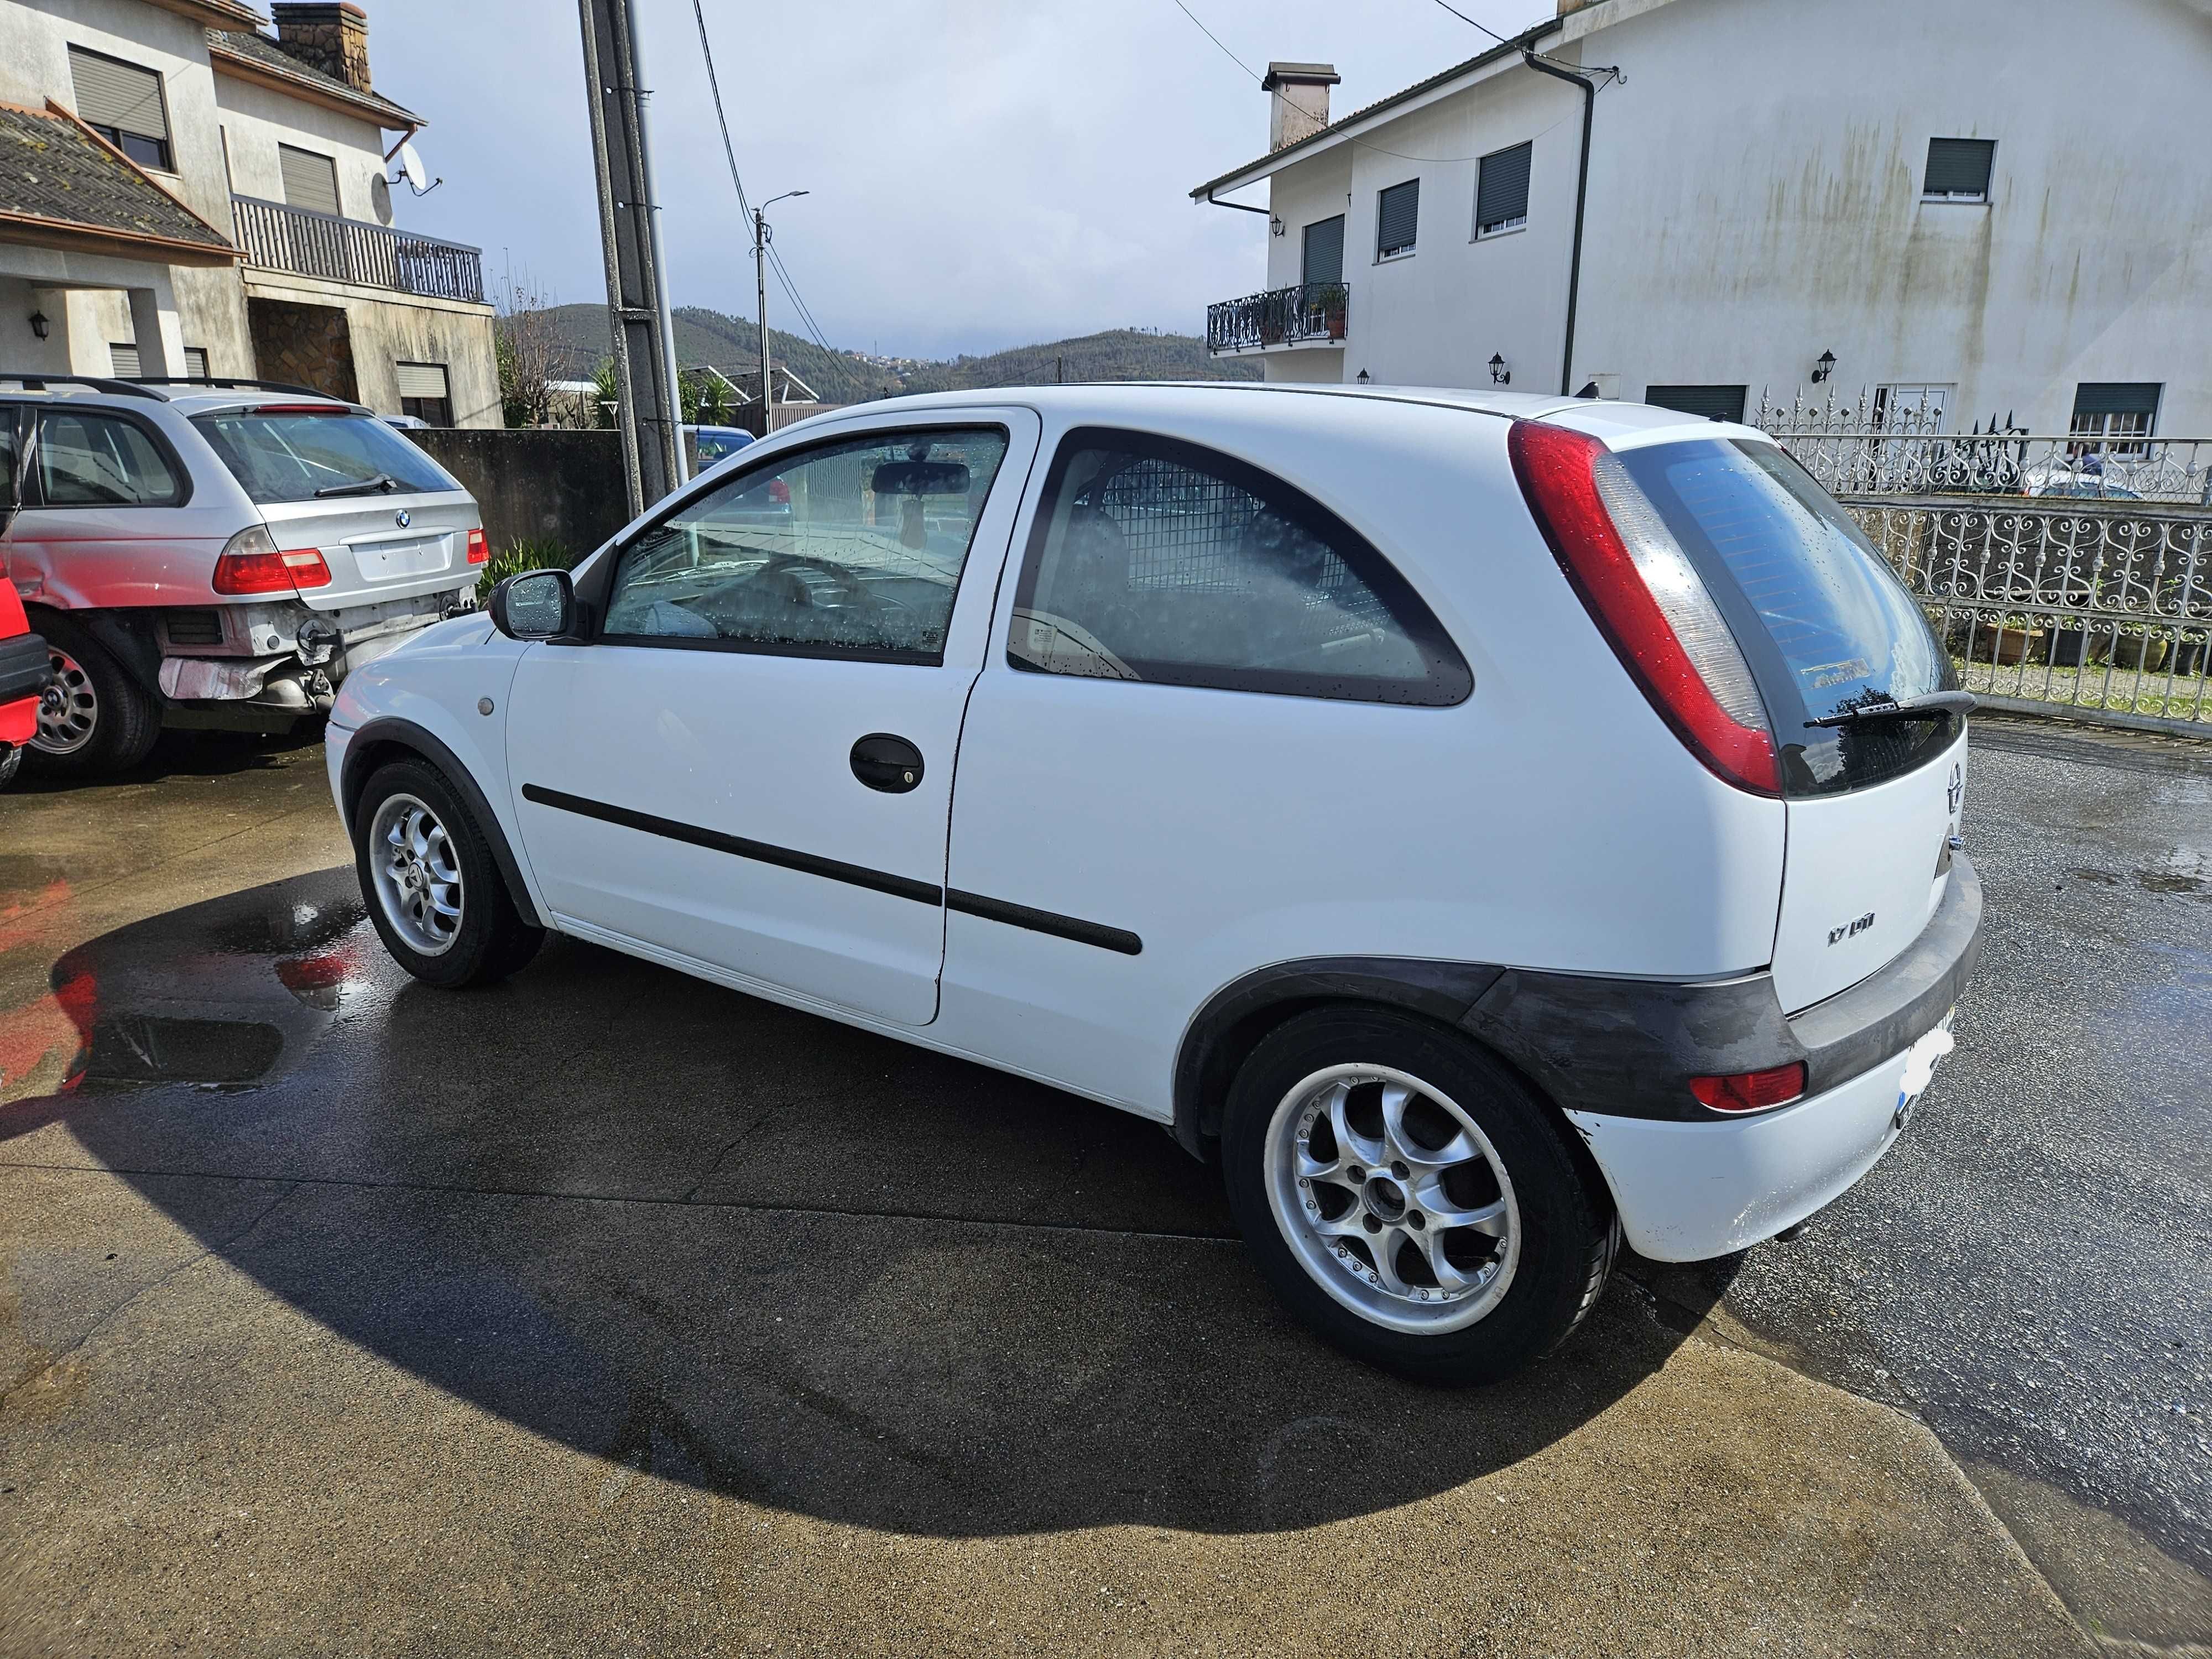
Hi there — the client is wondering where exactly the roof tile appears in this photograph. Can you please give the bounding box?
[0,103,233,251]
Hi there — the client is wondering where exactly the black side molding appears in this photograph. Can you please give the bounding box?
[341,717,543,929]
[519,784,1144,955]
[948,889,1140,956]
[521,784,943,906]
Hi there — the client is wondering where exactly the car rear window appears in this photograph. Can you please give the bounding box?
[192,411,460,504]
[1616,437,1961,796]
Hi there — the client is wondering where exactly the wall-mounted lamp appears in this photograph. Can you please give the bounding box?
[1355,368,1370,384]
[1269,215,1286,238]
[1489,353,1510,386]
[1811,348,1837,384]
[27,311,48,341]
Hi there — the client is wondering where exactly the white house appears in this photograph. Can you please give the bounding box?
[0,0,498,424]
[1191,0,2212,436]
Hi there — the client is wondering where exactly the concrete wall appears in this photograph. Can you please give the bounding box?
[244,273,502,426]
[213,69,391,224]
[407,429,635,560]
[1245,0,2212,430]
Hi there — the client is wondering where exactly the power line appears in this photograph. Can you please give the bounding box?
[1170,0,1261,80]
[1427,0,1512,45]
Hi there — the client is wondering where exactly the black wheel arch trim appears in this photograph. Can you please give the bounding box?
[340,717,543,928]
[1170,855,1983,1156]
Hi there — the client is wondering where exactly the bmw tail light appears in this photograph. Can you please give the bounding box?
[1688,1062,1807,1114]
[1508,420,1779,795]
[466,528,489,565]
[212,524,331,594]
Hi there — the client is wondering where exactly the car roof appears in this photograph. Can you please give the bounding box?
[803,379,1761,451]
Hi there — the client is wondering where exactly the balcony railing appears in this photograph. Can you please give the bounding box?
[230,195,486,304]
[1206,282,1349,354]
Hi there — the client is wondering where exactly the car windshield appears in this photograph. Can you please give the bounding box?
[192,411,460,504]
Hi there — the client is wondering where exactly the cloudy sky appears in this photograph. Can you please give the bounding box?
[366,0,1542,360]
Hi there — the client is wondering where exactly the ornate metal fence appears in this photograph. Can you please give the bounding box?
[1756,392,2212,729]
[1205,283,1349,354]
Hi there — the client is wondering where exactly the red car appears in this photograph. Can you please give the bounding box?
[0,577,46,787]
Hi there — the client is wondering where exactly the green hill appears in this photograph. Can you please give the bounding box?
[539,309,1258,405]
[899,329,1258,393]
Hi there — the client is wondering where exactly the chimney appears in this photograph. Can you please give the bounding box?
[1262,62,1339,151]
[271,3,373,94]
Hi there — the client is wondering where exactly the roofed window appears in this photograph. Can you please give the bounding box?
[1923,138,1995,202]
[69,46,173,171]
[1376,179,1419,260]
[280,144,341,216]
[1476,141,1531,237]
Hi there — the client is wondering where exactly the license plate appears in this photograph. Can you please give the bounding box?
[1892,1011,1957,1130]
[353,535,449,582]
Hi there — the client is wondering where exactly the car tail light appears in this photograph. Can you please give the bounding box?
[211,525,331,594]
[1508,420,1779,795]
[768,477,791,505]
[465,528,489,565]
[1688,1062,1807,1114]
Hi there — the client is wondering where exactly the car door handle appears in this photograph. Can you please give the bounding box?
[850,732,924,794]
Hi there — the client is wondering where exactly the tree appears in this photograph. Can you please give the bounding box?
[493,267,564,430]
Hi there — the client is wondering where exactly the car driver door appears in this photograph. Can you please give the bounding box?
[503,410,1040,1026]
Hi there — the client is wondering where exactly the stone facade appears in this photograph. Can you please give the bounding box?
[269,3,372,94]
[248,295,359,400]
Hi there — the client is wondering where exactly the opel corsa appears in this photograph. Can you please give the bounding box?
[326,385,1981,1381]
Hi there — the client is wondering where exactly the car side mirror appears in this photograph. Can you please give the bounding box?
[487,569,575,641]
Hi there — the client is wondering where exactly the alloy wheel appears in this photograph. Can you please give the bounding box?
[34,646,98,755]
[1262,1063,1521,1334]
[368,792,465,956]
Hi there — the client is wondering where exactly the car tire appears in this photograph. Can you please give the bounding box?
[0,745,20,789]
[354,758,543,989]
[27,613,160,777]
[1221,1006,1615,1384]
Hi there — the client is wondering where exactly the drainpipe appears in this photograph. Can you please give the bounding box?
[1521,51,1594,397]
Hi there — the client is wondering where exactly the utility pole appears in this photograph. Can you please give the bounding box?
[753,207,770,439]
[578,0,685,514]
[749,191,807,439]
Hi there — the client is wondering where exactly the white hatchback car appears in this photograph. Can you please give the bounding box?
[326,384,1981,1381]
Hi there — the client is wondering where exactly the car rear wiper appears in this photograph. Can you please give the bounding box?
[314,473,399,498]
[1805,690,1977,728]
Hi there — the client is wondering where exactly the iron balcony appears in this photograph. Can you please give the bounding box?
[1206,281,1349,355]
[229,195,487,305]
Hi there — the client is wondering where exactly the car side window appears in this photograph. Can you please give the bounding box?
[1006,427,1471,706]
[602,425,1011,662]
[35,411,181,507]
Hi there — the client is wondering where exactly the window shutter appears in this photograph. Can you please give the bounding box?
[1477,142,1532,233]
[1644,384,1748,423]
[279,145,342,216]
[2069,382,2160,421]
[69,48,168,141]
[108,343,140,378]
[1301,216,1344,286]
[183,347,209,380]
[395,362,450,400]
[1923,138,1995,198]
[1376,179,1419,257]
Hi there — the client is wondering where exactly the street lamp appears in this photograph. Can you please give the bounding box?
[753,190,810,432]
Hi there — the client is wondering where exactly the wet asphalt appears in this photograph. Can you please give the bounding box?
[0,715,2204,1652]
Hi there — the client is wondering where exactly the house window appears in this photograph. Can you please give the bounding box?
[2070,382,2161,452]
[184,347,210,380]
[1644,384,1748,424]
[1923,138,1995,202]
[397,362,453,425]
[69,46,174,171]
[1476,141,1532,237]
[1376,179,1419,260]
[1302,216,1344,287]
[279,144,342,217]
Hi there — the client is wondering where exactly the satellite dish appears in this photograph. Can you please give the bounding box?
[398,140,429,194]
